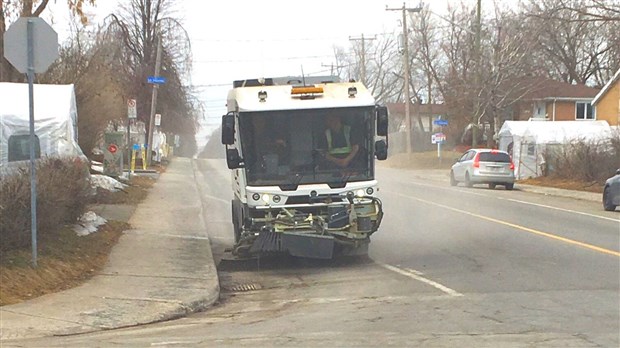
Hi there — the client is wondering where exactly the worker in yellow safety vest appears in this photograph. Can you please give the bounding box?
[322,114,360,168]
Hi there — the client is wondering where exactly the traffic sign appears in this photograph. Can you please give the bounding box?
[107,144,118,154]
[433,119,449,126]
[4,17,58,73]
[127,99,137,119]
[431,132,446,144]
[147,76,167,84]
[155,113,161,126]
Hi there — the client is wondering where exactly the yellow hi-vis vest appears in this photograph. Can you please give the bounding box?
[326,125,352,155]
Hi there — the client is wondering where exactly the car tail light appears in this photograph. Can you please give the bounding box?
[473,153,480,168]
[510,161,515,171]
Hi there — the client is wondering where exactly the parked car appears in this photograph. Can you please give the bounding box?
[603,169,620,211]
[450,149,515,190]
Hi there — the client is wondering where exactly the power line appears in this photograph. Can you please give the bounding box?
[192,54,341,64]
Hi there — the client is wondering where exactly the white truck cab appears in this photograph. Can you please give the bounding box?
[221,76,388,259]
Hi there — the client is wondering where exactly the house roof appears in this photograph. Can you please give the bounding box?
[386,103,448,115]
[516,77,600,100]
[592,68,620,105]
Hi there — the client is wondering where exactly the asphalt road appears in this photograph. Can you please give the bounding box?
[17,159,620,347]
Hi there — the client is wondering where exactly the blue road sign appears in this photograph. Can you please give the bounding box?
[147,76,167,84]
[433,119,449,126]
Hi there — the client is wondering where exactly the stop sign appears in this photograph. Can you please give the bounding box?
[108,144,118,154]
[3,17,58,73]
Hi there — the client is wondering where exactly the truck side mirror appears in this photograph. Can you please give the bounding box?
[376,106,388,136]
[221,113,235,145]
[616,168,620,175]
[226,148,243,169]
[375,140,387,160]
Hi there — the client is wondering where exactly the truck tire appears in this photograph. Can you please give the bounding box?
[231,204,241,243]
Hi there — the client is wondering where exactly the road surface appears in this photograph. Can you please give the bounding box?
[14,159,619,347]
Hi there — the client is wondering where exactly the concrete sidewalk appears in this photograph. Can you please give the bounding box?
[0,158,219,341]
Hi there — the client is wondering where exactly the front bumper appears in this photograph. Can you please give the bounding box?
[235,196,383,259]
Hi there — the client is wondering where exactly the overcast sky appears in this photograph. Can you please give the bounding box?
[44,0,506,148]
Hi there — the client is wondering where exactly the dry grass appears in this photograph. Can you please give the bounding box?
[383,151,463,170]
[91,176,155,205]
[0,221,127,306]
[518,176,603,194]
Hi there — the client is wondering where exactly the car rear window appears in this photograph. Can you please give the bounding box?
[479,152,510,163]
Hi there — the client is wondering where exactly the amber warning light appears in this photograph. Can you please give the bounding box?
[290,86,324,95]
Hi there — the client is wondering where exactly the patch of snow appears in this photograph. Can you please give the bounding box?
[73,211,107,236]
[91,174,127,192]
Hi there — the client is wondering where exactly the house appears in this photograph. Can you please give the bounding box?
[511,77,600,122]
[592,68,620,126]
[386,103,448,133]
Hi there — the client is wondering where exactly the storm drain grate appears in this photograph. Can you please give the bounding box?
[225,283,263,292]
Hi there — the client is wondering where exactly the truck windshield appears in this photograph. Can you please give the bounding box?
[239,107,375,187]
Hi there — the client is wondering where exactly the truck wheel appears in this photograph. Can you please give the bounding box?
[603,186,616,211]
[488,183,496,189]
[465,173,473,188]
[450,171,457,186]
[232,205,241,243]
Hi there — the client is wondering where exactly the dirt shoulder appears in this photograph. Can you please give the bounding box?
[383,151,462,171]
[0,174,155,306]
[518,176,603,194]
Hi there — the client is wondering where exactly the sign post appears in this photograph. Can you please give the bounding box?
[432,118,448,165]
[4,17,58,267]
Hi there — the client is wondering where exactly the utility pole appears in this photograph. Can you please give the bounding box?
[472,0,482,148]
[147,36,162,166]
[387,3,422,154]
[349,34,376,85]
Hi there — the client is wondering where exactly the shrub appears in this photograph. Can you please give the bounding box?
[545,130,620,183]
[0,158,91,252]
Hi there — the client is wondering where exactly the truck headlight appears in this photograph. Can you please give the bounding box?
[262,194,270,203]
[355,189,365,198]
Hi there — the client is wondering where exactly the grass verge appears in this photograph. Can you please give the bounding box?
[0,221,127,306]
[0,173,157,306]
[383,151,463,170]
[518,176,603,194]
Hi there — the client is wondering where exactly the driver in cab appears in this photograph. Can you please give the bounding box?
[320,114,360,169]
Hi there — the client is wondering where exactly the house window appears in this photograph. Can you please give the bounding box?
[8,135,41,162]
[575,102,595,120]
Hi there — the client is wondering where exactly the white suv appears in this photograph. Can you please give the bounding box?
[450,149,516,190]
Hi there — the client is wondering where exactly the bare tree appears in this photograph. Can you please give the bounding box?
[523,0,618,85]
[104,0,198,153]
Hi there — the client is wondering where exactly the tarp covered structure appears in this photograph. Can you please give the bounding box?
[498,120,612,179]
[0,83,84,175]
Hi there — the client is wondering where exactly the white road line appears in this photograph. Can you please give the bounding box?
[203,193,230,204]
[378,263,463,297]
[385,180,618,223]
[500,197,620,223]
